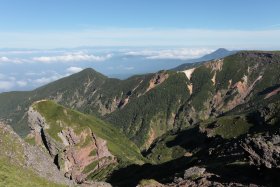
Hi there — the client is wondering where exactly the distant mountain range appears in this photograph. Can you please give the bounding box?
[0,50,280,186]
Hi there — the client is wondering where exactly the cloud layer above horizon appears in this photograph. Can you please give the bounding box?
[0,47,214,92]
[0,28,280,49]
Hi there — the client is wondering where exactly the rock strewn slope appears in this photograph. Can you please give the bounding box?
[0,122,72,186]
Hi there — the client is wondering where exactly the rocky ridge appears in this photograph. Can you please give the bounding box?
[27,105,116,183]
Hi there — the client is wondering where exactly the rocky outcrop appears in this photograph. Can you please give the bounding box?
[205,59,223,72]
[28,106,62,156]
[27,106,116,184]
[241,134,280,168]
[0,122,72,186]
[168,167,255,187]
[183,167,207,179]
[170,167,220,187]
[145,71,169,93]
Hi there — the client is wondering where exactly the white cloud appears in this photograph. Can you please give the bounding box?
[32,52,112,63]
[66,66,83,74]
[0,56,26,64]
[0,57,9,62]
[0,81,14,90]
[16,80,27,87]
[125,48,213,60]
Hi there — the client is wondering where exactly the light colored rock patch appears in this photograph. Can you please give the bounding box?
[205,59,223,71]
[211,72,217,85]
[181,68,196,80]
[133,80,143,92]
[145,72,169,93]
[187,84,193,94]
[58,132,70,146]
[84,77,95,93]
[212,91,223,109]
[242,75,248,84]
[228,79,232,89]
[226,75,263,111]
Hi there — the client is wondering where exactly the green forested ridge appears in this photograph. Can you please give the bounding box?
[1,51,280,149]
[106,72,190,148]
[0,51,280,186]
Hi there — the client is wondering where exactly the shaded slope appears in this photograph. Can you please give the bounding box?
[121,99,280,186]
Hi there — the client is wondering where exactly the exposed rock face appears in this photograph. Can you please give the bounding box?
[23,142,73,186]
[182,68,196,80]
[146,71,169,93]
[28,106,116,184]
[205,59,223,72]
[28,104,49,131]
[0,122,72,186]
[241,134,280,168]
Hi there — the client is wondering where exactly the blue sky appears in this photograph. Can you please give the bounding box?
[1,0,280,92]
[0,0,280,48]
[1,0,280,30]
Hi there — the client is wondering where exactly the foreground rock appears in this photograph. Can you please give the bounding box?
[241,133,280,168]
[0,122,72,186]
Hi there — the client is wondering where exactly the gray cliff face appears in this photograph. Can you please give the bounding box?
[27,105,116,184]
[23,142,74,186]
[0,122,73,186]
[28,105,49,132]
[28,105,63,157]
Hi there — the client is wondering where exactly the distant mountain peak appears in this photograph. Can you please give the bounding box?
[214,48,229,52]
[172,48,236,71]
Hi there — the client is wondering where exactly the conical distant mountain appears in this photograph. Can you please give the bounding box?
[172,48,236,71]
